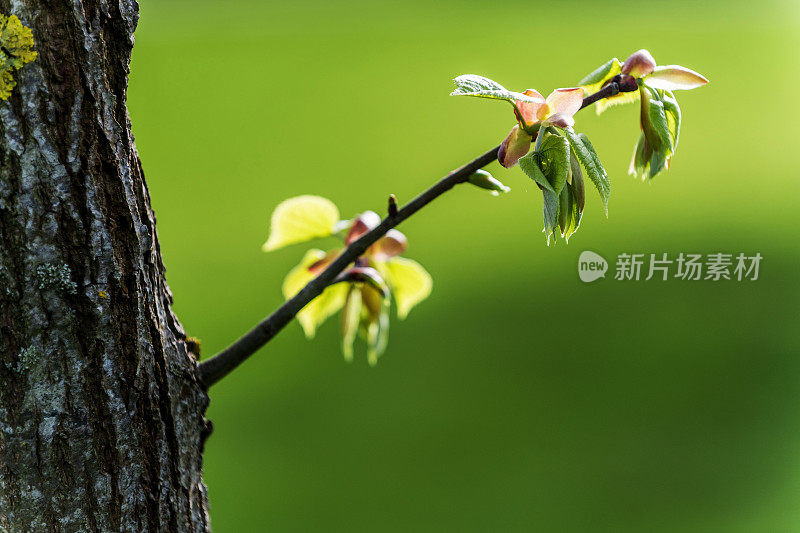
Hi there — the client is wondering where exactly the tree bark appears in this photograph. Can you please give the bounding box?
[0,1,210,531]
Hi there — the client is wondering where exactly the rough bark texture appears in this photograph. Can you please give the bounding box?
[0,1,210,531]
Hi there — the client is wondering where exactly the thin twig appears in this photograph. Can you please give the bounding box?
[198,80,631,388]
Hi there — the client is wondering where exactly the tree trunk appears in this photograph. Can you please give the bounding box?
[0,1,211,531]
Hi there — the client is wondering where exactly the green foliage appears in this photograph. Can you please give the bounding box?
[519,130,577,244]
[0,14,37,100]
[563,128,610,212]
[450,74,543,105]
[265,196,431,364]
[578,57,640,114]
[630,86,684,179]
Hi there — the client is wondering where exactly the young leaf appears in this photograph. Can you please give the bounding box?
[519,152,554,193]
[263,195,340,252]
[646,65,708,91]
[341,287,362,362]
[578,57,639,114]
[283,249,348,338]
[451,74,545,104]
[519,133,570,194]
[364,288,390,366]
[646,89,673,154]
[579,57,622,94]
[539,133,571,195]
[563,128,610,212]
[629,133,650,178]
[379,257,432,319]
[661,90,681,152]
[641,87,673,178]
[541,188,559,245]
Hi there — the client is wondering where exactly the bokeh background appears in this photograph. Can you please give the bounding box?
[129,1,800,530]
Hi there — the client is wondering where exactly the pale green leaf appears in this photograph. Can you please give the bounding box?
[283,249,348,338]
[645,65,708,91]
[380,257,432,319]
[263,195,340,252]
[341,287,362,362]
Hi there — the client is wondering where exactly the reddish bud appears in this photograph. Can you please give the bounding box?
[346,210,381,244]
[621,49,656,78]
[371,229,408,261]
[498,125,533,168]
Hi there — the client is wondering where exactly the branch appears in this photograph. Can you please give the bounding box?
[198,78,635,388]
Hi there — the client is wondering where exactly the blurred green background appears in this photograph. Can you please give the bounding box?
[129,0,800,530]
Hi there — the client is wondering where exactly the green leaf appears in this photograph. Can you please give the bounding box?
[639,86,675,179]
[578,57,640,114]
[542,188,559,245]
[519,131,571,243]
[263,195,340,252]
[558,184,582,242]
[366,301,390,366]
[378,257,432,319]
[629,133,650,178]
[519,152,554,193]
[341,287,362,362]
[560,150,585,242]
[564,128,610,213]
[283,249,348,338]
[519,132,570,194]
[646,89,673,154]
[451,74,544,104]
[662,90,681,152]
[579,57,621,93]
[539,133,570,195]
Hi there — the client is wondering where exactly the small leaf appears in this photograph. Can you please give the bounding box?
[519,132,570,195]
[364,288,390,366]
[579,58,622,94]
[263,195,340,252]
[519,151,554,193]
[539,133,570,195]
[578,58,640,114]
[451,74,545,104]
[662,90,681,152]
[564,128,610,212]
[629,133,650,178]
[641,87,673,178]
[646,65,708,91]
[283,249,348,338]
[341,287,362,362]
[594,90,640,115]
[558,183,582,242]
[541,188,559,245]
[379,257,432,319]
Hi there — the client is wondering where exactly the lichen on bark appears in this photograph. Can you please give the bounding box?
[0,1,211,531]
